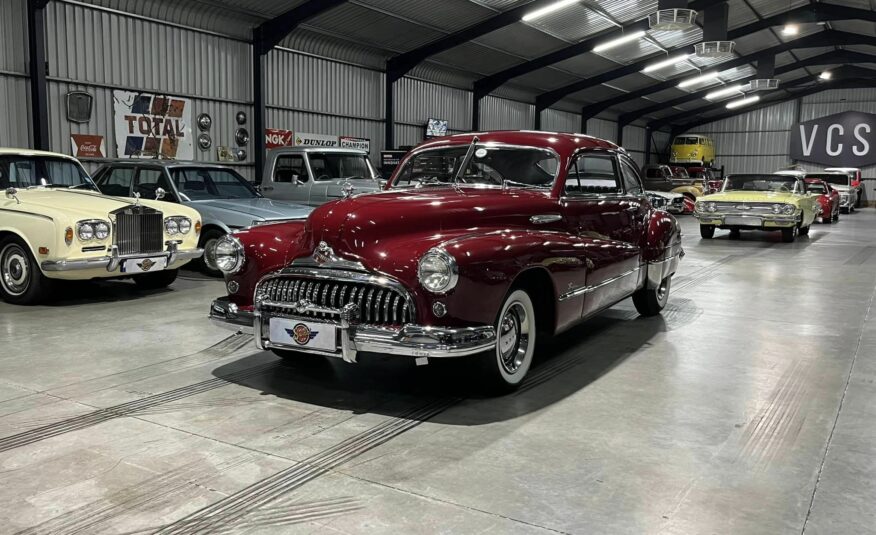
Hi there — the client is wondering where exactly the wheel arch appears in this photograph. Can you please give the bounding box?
[508,266,557,338]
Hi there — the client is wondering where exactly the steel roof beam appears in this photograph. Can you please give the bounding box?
[648,65,876,130]
[619,49,876,127]
[252,0,346,180]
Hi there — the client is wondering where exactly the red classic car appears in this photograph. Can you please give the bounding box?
[804,178,840,223]
[208,131,683,390]
[688,166,724,194]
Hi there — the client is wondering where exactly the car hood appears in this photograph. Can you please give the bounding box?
[701,191,803,204]
[301,186,556,273]
[191,197,312,221]
[12,188,149,219]
[647,190,682,200]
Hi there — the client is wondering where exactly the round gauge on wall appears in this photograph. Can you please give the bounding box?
[236,111,247,125]
[235,128,250,146]
[235,148,247,161]
[197,113,212,131]
[198,133,212,151]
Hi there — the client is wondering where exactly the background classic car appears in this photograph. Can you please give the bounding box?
[804,178,841,223]
[670,134,715,166]
[807,172,858,213]
[209,131,683,390]
[695,173,819,242]
[260,147,384,206]
[0,149,202,304]
[93,161,312,276]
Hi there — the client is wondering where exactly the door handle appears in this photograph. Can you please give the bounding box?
[262,186,274,191]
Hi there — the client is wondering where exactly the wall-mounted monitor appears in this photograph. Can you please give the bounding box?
[425,118,448,139]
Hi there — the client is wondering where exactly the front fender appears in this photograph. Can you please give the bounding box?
[671,185,702,198]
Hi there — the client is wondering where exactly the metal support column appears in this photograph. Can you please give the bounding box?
[252,34,266,180]
[385,70,397,150]
[27,0,50,150]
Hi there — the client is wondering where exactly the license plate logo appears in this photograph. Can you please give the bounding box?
[288,323,318,346]
[138,258,157,271]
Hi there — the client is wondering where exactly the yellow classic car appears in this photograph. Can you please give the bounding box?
[670,135,715,167]
[0,149,203,304]
[694,173,818,243]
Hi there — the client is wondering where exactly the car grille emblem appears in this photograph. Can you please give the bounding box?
[736,204,751,210]
[137,258,156,271]
[314,241,332,265]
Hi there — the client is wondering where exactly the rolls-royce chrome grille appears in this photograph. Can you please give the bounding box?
[114,208,163,255]
[259,276,415,326]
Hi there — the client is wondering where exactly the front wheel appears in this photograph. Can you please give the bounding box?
[134,269,179,290]
[781,226,797,243]
[633,276,671,317]
[476,289,536,392]
[0,237,53,305]
[700,225,715,239]
[728,229,741,240]
[799,224,810,236]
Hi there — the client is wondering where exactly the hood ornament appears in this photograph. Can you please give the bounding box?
[293,240,367,271]
[341,181,355,199]
[133,191,141,207]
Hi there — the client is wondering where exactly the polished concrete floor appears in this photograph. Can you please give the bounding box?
[1,210,875,534]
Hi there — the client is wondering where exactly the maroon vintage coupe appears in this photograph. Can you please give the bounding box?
[209,131,683,389]
[804,178,840,224]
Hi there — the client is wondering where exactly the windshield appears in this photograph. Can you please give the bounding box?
[309,153,375,180]
[673,137,700,145]
[671,168,689,178]
[0,156,96,190]
[645,167,665,179]
[807,173,849,187]
[724,175,798,193]
[170,168,259,200]
[391,145,559,189]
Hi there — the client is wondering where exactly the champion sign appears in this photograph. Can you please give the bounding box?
[789,111,875,168]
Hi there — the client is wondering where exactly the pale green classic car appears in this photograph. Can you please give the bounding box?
[694,174,819,243]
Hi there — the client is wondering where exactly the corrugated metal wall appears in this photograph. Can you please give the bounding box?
[479,96,534,131]
[540,109,580,133]
[0,0,31,147]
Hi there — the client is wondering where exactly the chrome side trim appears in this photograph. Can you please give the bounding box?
[530,214,563,224]
[559,266,641,301]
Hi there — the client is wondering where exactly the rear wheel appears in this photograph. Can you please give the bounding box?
[700,225,715,239]
[134,269,179,290]
[781,225,797,243]
[833,207,840,222]
[0,237,52,305]
[476,289,535,392]
[633,276,671,317]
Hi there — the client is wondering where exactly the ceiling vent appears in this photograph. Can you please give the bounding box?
[749,79,780,91]
[695,40,735,58]
[649,8,697,31]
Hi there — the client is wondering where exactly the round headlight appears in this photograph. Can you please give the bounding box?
[418,249,458,294]
[706,202,717,213]
[782,204,795,215]
[165,218,179,235]
[94,222,109,240]
[214,236,244,274]
[178,218,192,234]
[772,204,782,214]
[77,223,94,241]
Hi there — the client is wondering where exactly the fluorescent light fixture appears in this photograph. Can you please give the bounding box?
[781,24,799,36]
[522,0,579,21]
[819,70,832,80]
[705,84,746,100]
[678,71,720,88]
[593,30,647,53]
[642,53,693,73]
[726,95,760,109]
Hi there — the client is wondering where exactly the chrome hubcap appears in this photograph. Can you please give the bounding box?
[1,244,30,296]
[498,302,530,375]
[656,277,671,305]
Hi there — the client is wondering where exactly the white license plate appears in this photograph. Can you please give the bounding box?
[122,256,167,273]
[269,318,337,352]
[724,216,760,226]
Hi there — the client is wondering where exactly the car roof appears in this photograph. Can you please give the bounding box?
[98,160,233,170]
[411,130,619,157]
[0,148,79,161]
[268,146,368,155]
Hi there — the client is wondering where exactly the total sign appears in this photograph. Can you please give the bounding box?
[790,111,875,167]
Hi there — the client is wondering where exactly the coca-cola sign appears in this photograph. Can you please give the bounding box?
[790,111,875,167]
[70,134,105,158]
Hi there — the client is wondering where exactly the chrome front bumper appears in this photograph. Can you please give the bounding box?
[41,242,203,272]
[209,297,497,363]
[694,212,798,228]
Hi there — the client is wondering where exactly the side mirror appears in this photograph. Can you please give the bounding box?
[5,187,19,204]
[291,174,303,186]
[155,187,166,200]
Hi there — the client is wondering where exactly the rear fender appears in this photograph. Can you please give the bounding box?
[643,211,683,289]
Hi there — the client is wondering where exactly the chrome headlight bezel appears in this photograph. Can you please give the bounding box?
[214,235,245,275]
[76,219,110,242]
[782,204,795,215]
[164,216,192,235]
[417,248,458,294]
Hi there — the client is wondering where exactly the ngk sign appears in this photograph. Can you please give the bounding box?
[790,111,876,167]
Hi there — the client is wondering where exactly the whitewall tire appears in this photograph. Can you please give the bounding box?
[478,289,536,391]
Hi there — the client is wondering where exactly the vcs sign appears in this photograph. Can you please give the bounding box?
[790,111,875,167]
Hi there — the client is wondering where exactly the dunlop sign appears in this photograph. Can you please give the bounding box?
[790,111,875,167]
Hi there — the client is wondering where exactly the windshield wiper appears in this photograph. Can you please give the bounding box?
[453,136,479,188]
[67,183,95,190]
[503,180,548,189]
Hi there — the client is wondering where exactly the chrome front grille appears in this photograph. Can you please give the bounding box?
[713,202,778,214]
[114,208,163,255]
[259,276,414,326]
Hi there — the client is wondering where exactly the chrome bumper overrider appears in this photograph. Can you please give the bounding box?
[209,296,497,363]
[41,243,203,272]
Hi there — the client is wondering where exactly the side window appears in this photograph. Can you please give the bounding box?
[565,154,622,196]
[620,160,643,195]
[273,155,308,183]
[135,168,174,200]
[99,167,134,196]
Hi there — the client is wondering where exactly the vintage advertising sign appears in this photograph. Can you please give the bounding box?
[340,136,370,153]
[790,111,875,168]
[70,134,105,158]
[380,150,408,177]
[294,132,339,147]
[113,90,193,159]
[266,128,294,149]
